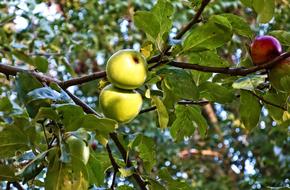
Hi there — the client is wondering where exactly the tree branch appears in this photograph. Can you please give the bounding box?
[63,89,102,117]
[60,71,106,88]
[0,64,61,83]
[139,100,210,114]
[1,52,289,89]
[168,52,290,76]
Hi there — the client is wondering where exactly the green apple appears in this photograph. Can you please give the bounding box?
[106,49,147,89]
[99,84,143,123]
[66,135,90,165]
[269,58,290,92]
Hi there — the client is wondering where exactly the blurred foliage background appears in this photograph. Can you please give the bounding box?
[0,0,290,189]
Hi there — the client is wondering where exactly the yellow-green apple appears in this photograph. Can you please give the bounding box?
[66,135,90,165]
[250,35,282,65]
[106,49,147,89]
[99,84,142,123]
[269,57,290,92]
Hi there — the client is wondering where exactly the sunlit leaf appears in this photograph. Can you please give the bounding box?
[151,96,169,129]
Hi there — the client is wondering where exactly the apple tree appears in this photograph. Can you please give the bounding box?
[0,0,289,189]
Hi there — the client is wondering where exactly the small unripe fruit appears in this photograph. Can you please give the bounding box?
[3,23,16,34]
[106,49,147,89]
[269,57,290,92]
[250,35,282,65]
[66,135,90,165]
[99,84,142,123]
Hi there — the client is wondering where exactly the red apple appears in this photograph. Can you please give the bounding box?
[269,57,290,92]
[250,35,282,65]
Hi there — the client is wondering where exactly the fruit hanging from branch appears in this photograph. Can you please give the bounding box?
[269,57,290,92]
[106,49,148,89]
[250,35,282,65]
[66,135,90,165]
[99,84,143,123]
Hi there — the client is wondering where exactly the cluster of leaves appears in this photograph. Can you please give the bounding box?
[0,0,289,189]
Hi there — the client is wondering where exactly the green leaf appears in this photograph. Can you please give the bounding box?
[253,0,275,23]
[45,147,88,190]
[240,0,253,7]
[232,74,267,91]
[33,56,49,73]
[134,0,173,48]
[33,107,59,122]
[12,51,48,72]
[87,152,111,186]
[239,90,262,130]
[160,69,199,101]
[220,13,253,38]
[0,125,30,158]
[26,87,71,104]
[189,51,229,85]
[132,134,156,173]
[151,96,169,129]
[117,185,135,190]
[182,15,233,52]
[0,164,19,181]
[26,99,51,118]
[134,11,159,40]
[269,30,290,46]
[170,105,207,142]
[0,15,15,25]
[0,97,13,113]
[152,0,174,48]
[159,168,191,190]
[148,179,166,190]
[16,150,48,183]
[45,149,68,190]
[280,75,290,93]
[199,82,235,104]
[15,72,43,104]
[263,92,289,124]
[82,114,117,135]
[56,104,85,131]
[12,50,33,65]
[119,167,134,178]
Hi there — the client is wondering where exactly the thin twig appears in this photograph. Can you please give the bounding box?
[63,89,102,117]
[111,170,118,190]
[109,133,148,190]
[106,144,120,190]
[175,0,211,40]
[41,123,50,149]
[148,0,211,65]
[6,182,11,190]
[139,100,210,114]
[28,52,64,57]
[139,106,157,114]
[249,91,287,111]
[11,182,24,190]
